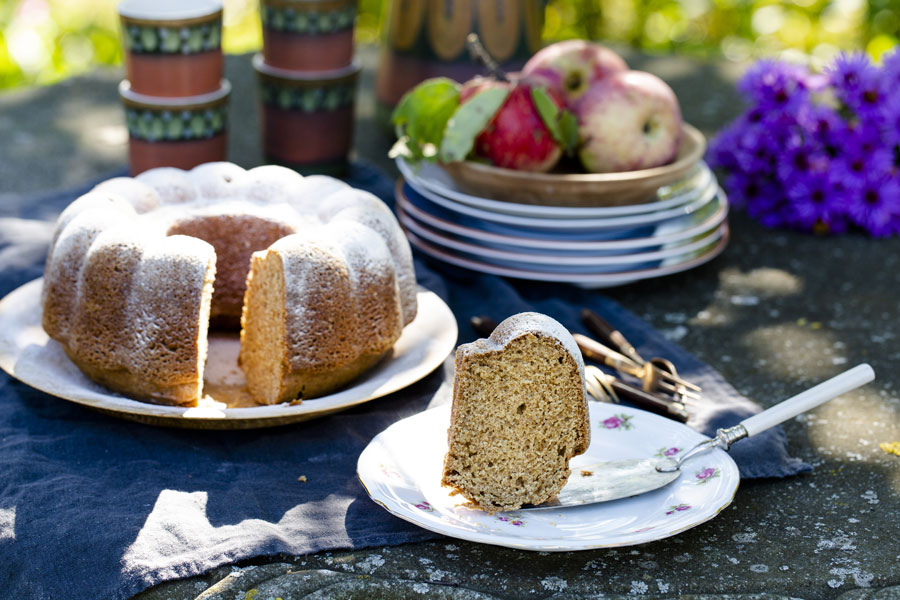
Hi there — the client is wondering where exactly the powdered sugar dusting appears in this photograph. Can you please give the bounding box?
[461,312,585,381]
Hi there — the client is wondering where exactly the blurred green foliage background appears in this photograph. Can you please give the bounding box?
[1,0,897,91]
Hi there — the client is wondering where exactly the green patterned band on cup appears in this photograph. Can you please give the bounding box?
[125,105,227,142]
[259,81,356,112]
[123,21,222,55]
[260,4,356,35]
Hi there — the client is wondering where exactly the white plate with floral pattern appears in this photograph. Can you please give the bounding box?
[358,401,740,551]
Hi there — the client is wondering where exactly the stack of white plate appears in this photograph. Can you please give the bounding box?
[395,157,729,288]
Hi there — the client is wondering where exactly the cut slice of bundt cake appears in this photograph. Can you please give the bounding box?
[441,312,590,511]
[240,222,405,404]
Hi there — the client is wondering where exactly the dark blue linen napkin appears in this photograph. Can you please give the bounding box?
[0,162,808,600]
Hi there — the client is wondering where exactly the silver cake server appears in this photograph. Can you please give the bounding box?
[525,364,875,510]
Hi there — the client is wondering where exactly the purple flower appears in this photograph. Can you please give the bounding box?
[775,137,829,184]
[797,103,843,144]
[664,447,680,457]
[845,170,900,237]
[603,416,622,429]
[713,52,900,237]
[879,94,900,149]
[829,125,894,189]
[666,504,691,515]
[827,52,876,95]
[511,520,524,526]
[738,59,810,114]
[879,48,900,96]
[785,170,847,234]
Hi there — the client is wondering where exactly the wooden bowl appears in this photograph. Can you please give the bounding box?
[441,123,706,208]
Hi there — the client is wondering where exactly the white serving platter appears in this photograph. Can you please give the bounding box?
[0,279,457,429]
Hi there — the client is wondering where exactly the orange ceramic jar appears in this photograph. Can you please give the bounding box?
[260,0,356,72]
[119,80,231,175]
[254,55,359,174]
[119,0,224,97]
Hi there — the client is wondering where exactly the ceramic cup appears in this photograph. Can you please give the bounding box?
[261,0,356,72]
[118,0,224,97]
[254,54,359,174]
[119,79,231,175]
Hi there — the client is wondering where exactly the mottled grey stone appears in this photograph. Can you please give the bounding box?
[839,586,900,600]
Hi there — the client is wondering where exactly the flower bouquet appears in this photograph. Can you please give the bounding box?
[709,50,900,236]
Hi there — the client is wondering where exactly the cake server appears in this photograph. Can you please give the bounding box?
[526,364,875,510]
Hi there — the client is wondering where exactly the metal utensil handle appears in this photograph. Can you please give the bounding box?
[658,364,876,473]
[572,333,639,373]
[581,309,646,366]
[740,364,874,437]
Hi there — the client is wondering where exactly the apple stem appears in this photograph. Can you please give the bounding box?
[466,33,510,82]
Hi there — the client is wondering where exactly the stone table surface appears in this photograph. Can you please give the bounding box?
[1,48,899,600]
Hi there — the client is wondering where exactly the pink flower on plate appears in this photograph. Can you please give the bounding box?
[695,467,720,484]
[414,501,434,512]
[496,514,526,527]
[602,413,634,430]
[655,446,681,458]
[666,503,691,515]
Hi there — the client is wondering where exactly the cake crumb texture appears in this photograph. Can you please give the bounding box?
[441,312,589,512]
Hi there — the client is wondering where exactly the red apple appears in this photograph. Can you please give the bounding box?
[575,70,682,173]
[459,76,504,102]
[463,80,564,172]
[522,40,627,106]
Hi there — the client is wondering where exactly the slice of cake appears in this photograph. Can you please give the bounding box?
[441,312,590,511]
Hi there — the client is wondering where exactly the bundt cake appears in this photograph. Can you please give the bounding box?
[441,312,590,511]
[42,162,417,407]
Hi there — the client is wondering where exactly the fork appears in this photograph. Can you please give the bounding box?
[584,365,689,422]
[580,308,702,399]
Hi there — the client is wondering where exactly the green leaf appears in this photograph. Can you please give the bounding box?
[558,109,580,153]
[531,86,562,140]
[531,86,579,154]
[439,87,510,163]
[391,78,461,163]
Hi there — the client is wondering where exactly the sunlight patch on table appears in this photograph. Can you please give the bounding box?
[0,506,16,542]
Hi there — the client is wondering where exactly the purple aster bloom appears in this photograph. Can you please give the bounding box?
[879,48,900,95]
[827,53,884,122]
[797,103,843,143]
[775,135,830,184]
[713,51,900,237]
[786,170,847,234]
[736,178,793,228]
[731,123,785,175]
[879,94,900,150]
[848,69,885,123]
[846,170,900,237]
[738,59,810,115]
[708,122,744,172]
[827,52,875,95]
[829,124,894,190]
